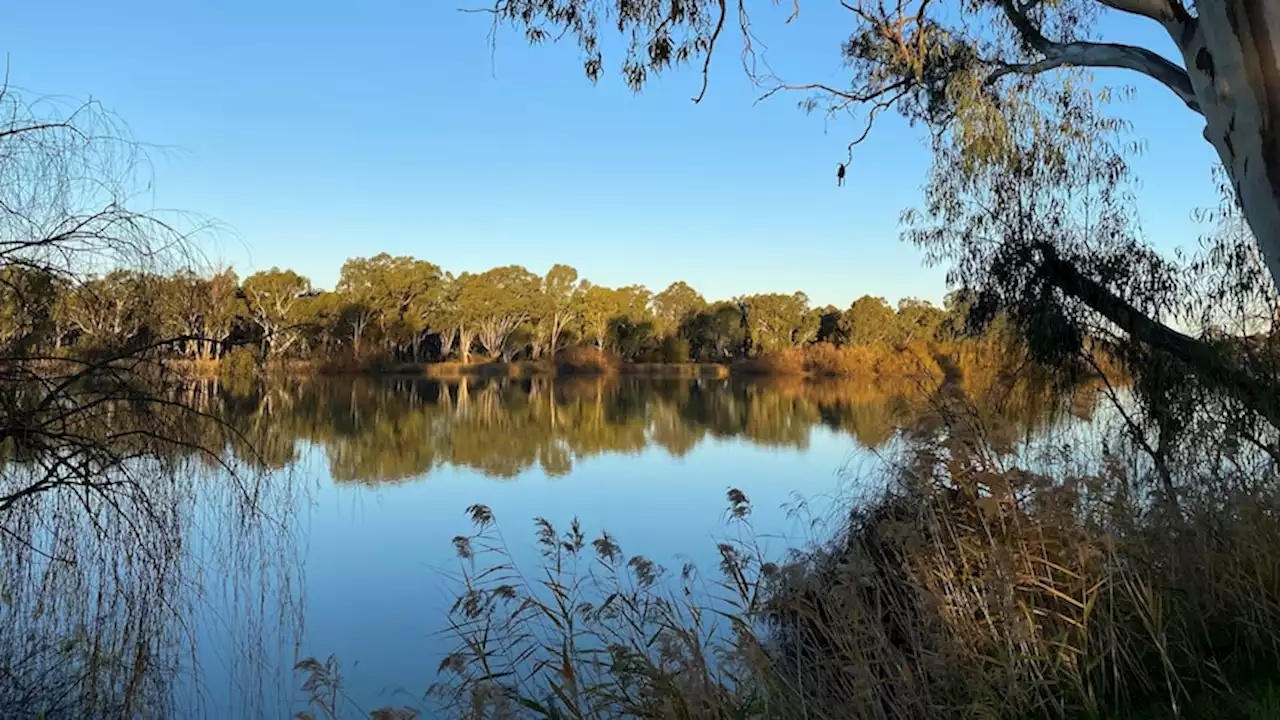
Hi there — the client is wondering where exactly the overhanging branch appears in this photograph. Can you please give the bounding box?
[1035,241,1280,429]
[993,0,1201,114]
[1096,0,1191,24]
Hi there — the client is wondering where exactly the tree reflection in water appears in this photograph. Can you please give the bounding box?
[0,370,1094,717]
[0,379,303,718]
[227,371,1097,486]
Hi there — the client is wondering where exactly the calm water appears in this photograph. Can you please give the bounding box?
[14,374,1092,717]
[275,376,871,716]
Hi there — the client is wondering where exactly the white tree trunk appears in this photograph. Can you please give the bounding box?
[458,328,475,363]
[438,326,457,360]
[1180,1,1280,290]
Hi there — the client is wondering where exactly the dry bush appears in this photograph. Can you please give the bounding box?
[556,346,621,375]
[799,343,877,377]
[734,347,807,376]
[737,343,947,385]
[763,412,1280,718]
[418,381,1280,720]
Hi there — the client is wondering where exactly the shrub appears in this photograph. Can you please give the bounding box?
[739,343,939,381]
[555,343,619,371]
[219,346,258,393]
[555,345,620,375]
[735,347,807,375]
[800,342,876,377]
[658,335,692,363]
[422,380,1280,720]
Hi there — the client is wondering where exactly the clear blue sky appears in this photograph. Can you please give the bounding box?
[6,1,1222,308]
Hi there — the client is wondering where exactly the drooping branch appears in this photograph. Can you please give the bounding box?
[692,0,727,103]
[1035,241,1280,430]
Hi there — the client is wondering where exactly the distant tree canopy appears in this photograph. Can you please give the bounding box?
[0,254,987,366]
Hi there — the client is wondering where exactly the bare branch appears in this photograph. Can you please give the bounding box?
[693,0,728,104]
[785,0,800,24]
[1096,0,1190,24]
[994,0,1200,113]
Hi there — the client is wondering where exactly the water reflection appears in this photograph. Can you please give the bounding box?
[224,373,1093,485]
[0,370,1097,717]
[0,397,303,719]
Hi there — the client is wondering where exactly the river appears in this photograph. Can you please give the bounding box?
[0,373,1097,717]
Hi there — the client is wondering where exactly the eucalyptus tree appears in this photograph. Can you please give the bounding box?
[334,256,382,353]
[432,272,468,361]
[815,304,845,345]
[652,280,706,337]
[739,292,814,355]
[60,270,160,347]
[574,282,623,350]
[537,263,583,358]
[840,295,899,347]
[242,268,312,358]
[337,252,444,358]
[684,301,749,361]
[896,297,947,343]
[0,265,61,350]
[165,267,242,359]
[458,264,542,361]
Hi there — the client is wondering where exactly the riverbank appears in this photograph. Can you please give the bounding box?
[170,342,1014,382]
[169,357,734,379]
[170,341,1123,393]
[412,360,732,379]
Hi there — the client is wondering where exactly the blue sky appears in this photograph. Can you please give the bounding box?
[6,1,1222,308]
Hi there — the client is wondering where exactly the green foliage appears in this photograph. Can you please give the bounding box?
[0,265,63,351]
[0,252,982,373]
[336,252,444,357]
[652,280,705,336]
[220,346,259,395]
[165,267,242,359]
[658,334,692,363]
[242,267,312,357]
[536,263,582,358]
[840,295,898,347]
[458,265,542,361]
[738,292,813,356]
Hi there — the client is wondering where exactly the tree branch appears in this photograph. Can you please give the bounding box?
[1035,241,1280,430]
[1097,0,1190,24]
[693,0,728,104]
[993,0,1201,113]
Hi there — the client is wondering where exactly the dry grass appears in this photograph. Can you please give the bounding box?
[735,342,947,383]
[411,385,1280,720]
[622,363,730,379]
[421,361,552,379]
[554,347,621,376]
[165,356,223,379]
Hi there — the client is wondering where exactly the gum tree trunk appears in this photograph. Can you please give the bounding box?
[1179,1,1280,289]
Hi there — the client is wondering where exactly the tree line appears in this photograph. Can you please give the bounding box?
[1,253,985,366]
